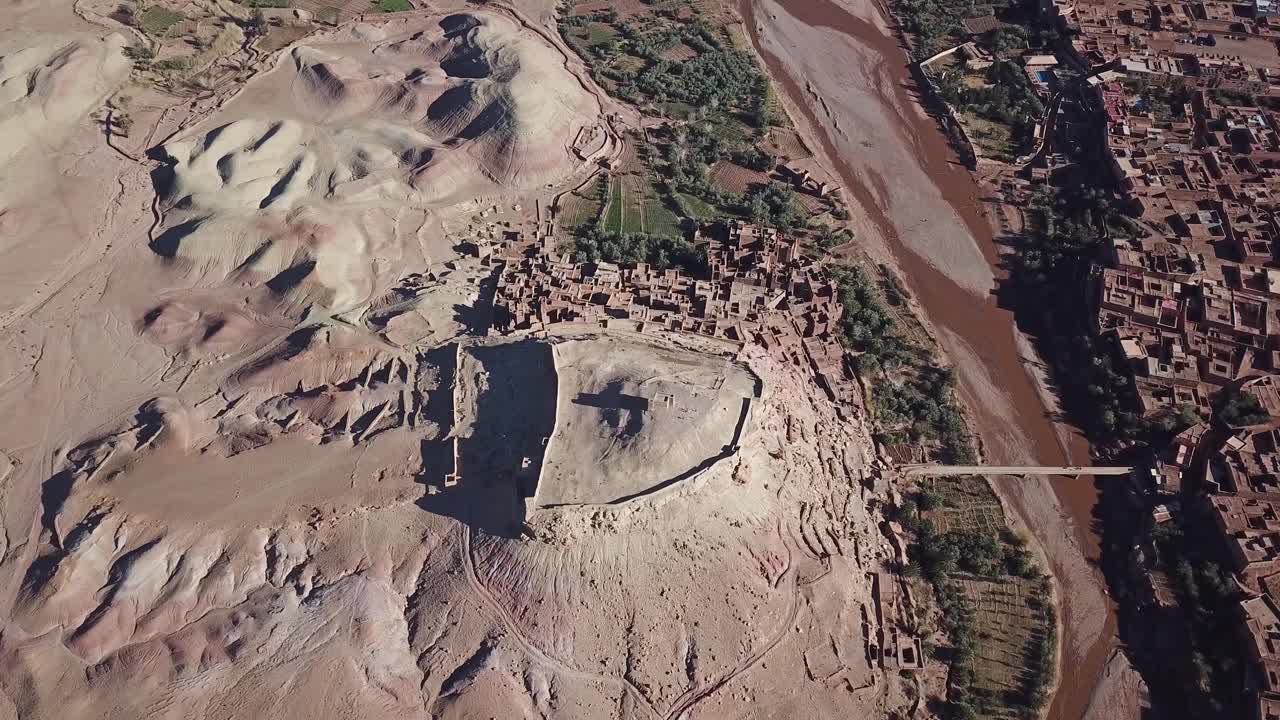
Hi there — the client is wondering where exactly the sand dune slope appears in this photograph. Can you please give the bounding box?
[0,31,129,320]
[0,32,128,169]
[148,12,601,322]
[4,329,875,719]
[0,6,883,720]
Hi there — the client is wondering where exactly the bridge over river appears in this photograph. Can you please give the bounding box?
[901,465,1134,477]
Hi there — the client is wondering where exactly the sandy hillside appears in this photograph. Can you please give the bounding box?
[150,12,605,323]
[0,2,899,719]
[0,32,130,321]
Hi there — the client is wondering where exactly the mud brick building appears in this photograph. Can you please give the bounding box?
[1029,0,1280,713]
[491,221,864,414]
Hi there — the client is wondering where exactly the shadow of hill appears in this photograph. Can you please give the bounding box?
[416,339,556,539]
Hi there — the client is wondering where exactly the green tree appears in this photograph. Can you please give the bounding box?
[1216,388,1269,427]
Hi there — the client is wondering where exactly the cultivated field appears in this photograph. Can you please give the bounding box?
[678,192,719,219]
[961,111,1017,162]
[599,173,683,235]
[922,476,1007,535]
[289,0,409,24]
[557,181,607,232]
[556,0,792,240]
[956,575,1054,719]
[762,126,812,162]
[710,160,769,195]
[920,475,1055,719]
[604,174,624,230]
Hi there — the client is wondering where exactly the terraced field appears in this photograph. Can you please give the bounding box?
[603,175,624,231]
[621,175,646,232]
[920,476,1056,719]
[644,194,683,236]
[678,192,719,220]
[557,185,605,231]
[921,476,1006,535]
[957,576,1055,720]
[710,160,769,195]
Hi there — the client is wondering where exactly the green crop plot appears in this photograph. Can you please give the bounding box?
[140,6,184,35]
[602,175,624,232]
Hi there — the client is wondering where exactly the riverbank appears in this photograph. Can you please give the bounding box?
[737,0,1122,716]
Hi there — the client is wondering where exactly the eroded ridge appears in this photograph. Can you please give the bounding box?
[0,4,901,720]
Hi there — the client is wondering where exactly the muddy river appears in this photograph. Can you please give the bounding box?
[739,0,1119,716]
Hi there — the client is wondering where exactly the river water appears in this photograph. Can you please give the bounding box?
[738,0,1119,716]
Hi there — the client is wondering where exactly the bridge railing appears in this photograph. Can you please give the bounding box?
[900,465,1133,477]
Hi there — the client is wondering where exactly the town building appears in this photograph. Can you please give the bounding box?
[489,221,865,415]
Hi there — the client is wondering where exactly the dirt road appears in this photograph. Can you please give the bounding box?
[461,523,801,720]
[459,524,662,718]
[739,0,1119,717]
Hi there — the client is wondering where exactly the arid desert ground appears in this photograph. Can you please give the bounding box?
[0,1,931,718]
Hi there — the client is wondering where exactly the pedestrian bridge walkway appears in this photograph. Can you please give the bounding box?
[900,465,1133,477]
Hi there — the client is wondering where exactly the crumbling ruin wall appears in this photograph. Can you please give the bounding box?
[528,341,567,509]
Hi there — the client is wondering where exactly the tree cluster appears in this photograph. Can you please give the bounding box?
[935,60,1043,153]
[896,0,967,58]
[832,264,974,462]
[1215,387,1269,427]
[1148,515,1248,716]
[901,510,1052,719]
[559,7,779,229]
[1004,185,1151,443]
[635,48,762,108]
[742,182,799,229]
[906,521,1035,581]
[562,10,766,117]
[731,146,774,172]
[874,368,974,463]
[661,119,733,195]
[1128,77,1191,120]
[570,228,707,274]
